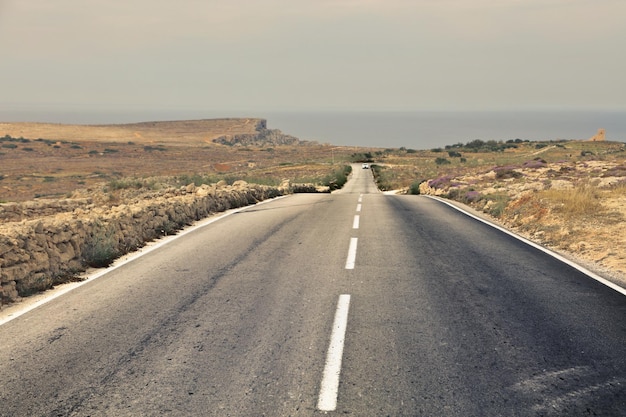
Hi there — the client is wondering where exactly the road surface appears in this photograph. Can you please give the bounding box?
[1,164,625,416]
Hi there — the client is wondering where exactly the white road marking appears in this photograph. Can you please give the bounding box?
[356,203,362,212]
[345,238,358,270]
[353,215,360,229]
[358,194,363,203]
[317,294,351,412]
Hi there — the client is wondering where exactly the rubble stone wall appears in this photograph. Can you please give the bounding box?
[0,182,286,305]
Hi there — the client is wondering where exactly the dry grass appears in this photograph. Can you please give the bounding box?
[398,140,626,282]
[0,120,379,201]
[539,184,603,218]
[2,120,626,283]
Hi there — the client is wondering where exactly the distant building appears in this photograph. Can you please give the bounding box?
[588,128,606,141]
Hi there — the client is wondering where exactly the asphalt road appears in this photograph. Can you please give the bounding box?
[1,164,625,416]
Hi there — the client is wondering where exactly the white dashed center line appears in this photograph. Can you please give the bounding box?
[317,294,351,412]
[356,203,362,212]
[353,215,360,229]
[345,238,358,270]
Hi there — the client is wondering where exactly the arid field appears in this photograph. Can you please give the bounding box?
[1,119,625,295]
[0,119,364,202]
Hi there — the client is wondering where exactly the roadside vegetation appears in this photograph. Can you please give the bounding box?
[2,124,626,282]
[366,138,626,278]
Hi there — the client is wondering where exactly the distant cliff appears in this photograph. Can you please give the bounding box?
[212,120,314,147]
[0,118,300,146]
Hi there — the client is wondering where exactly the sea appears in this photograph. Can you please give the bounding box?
[2,109,625,150]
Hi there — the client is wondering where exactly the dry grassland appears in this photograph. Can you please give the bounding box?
[2,119,626,289]
[0,120,365,202]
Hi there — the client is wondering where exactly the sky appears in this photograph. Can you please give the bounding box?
[1,0,625,117]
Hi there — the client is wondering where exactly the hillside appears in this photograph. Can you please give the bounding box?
[0,118,305,147]
[0,119,334,202]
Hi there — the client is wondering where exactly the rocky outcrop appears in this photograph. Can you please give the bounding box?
[213,124,313,147]
[0,182,287,305]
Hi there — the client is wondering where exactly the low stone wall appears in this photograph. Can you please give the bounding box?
[0,181,286,306]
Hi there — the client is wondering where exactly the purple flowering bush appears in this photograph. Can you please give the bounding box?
[428,175,454,189]
[522,158,548,169]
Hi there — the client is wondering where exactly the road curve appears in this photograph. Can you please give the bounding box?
[1,164,625,416]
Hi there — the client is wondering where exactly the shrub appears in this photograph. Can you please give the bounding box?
[82,223,119,268]
[409,181,423,195]
[351,152,373,162]
[108,178,144,190]
[428,175,453,190]
[522,158,547,169]
[178,174,217,186]
[435,157,451,165]
[323,165,352,190]
[484,193,510,217]
[494,166,523,179]
[446,187,461,199]
[463,190,482,203]
[603,165,626,177]
[370,164,393,191]
[144,145,167,152]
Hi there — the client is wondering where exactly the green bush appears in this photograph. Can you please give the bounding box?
[82,223,119,268]
[108,178,144,190]
[409,181,423,195]
[323,165,352,190]
[484,193,510,217]
[371,164,394,191]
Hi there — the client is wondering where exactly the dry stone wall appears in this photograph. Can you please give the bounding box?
[0,182,287,306]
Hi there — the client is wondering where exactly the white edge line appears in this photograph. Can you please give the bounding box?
[423,195,626,297]
[345,237,358,270]
[0,195,290,327]
[317,294,351,412]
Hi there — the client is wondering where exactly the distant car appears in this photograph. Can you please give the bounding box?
[362,163,369,169]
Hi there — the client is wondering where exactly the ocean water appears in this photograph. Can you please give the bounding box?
[261,111,626,149]
[2,109,624,150]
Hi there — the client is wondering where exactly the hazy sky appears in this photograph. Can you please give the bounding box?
[1,0,625,115]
